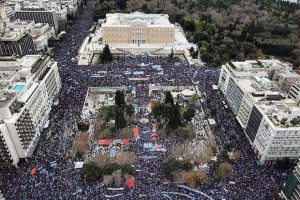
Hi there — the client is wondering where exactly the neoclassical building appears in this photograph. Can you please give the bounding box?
[101,12,175,45]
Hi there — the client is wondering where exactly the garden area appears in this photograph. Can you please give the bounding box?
[93,90,135,140]
[152,91,196,139]
[83,151,136,184]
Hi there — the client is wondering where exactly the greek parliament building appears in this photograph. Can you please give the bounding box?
[78,12,197,65]
[218,59,300,165]
[0,55,61,167]
[101,12,175,45]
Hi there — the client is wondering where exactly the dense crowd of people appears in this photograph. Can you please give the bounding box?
[0,1,290,200]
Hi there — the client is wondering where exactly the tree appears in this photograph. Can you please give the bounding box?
[115,108,126,129]
[100,44,113,63]
[201,53,214,63]
[184,170,207,188]
[190,94,198,105]
[165,91,174,107]
[141,4,151,13]
[183,108,196,122]
[240,28,247,41]
[115,90,125,108]
[169,48,174,60]
[77,121,90,132]
[213,162,232,180]
[82,162,101,183]
[116,0,126,10]
[125,104,134,117]
[169,102,181,129]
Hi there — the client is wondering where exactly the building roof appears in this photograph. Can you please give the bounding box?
[227,59,292,74]
[256,100,300,129]
[0,32,28,42]
[103,12,174,28]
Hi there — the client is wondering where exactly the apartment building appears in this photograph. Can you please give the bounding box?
[0,55,61,167]
[101,12,175,45]
[0,32,35,56]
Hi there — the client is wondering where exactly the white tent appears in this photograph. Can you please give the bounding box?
[74,162,84,169]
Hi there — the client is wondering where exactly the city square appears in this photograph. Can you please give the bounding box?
[0,0,299,200]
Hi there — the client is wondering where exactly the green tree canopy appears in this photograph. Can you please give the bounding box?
[165,91,174,107]
[115,108,127,129]
[183,108,196,122]
[115,90,125,108]
[100,44,113,63]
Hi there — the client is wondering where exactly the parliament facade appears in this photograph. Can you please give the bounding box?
[101,12,175,45]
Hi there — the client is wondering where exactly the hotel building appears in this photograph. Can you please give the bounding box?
[218,60,300,164]
[0,55,61,167]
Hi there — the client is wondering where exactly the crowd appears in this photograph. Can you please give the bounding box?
[0,1,289,200]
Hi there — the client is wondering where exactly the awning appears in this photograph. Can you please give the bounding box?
[98,139,111,146]
[133,127,139,138]
[122,139,130,145]
[151,132,158,141]
[31,167,37,175]
[126,176,135,189]
[74,162,84,169]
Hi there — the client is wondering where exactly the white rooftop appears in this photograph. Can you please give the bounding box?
[103,12,174,27]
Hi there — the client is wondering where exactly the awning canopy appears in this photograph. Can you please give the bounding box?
[122,139,130,145]
[31,167,37,175]
[98,139,111,146]
[151,132,158,141]
[133,127,139,138]
[126,176,135,189]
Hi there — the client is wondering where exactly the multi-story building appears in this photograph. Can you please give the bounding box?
[101,12,175,45]
[0,32,35,56]
[30,23,55,39]
[219,60,288,128]
[0,55,61,167]
[15,8,58,31]
[271,70,300,92]
[219,59,300,164]
[10,20,35,32]
[32,34,48,51]
[288,82,300,106]
[245,100,300,164]
[281,160,300,200]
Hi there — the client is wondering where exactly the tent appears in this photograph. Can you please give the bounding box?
[74,162,84,169]
[151,132,158,141]
[98,139,111,146]
[152,123,157,132]
[31,167,37,175]
[126,176,135,189]
[121,139,130,145]
[143,143,154,149]
[133,127,139,138]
